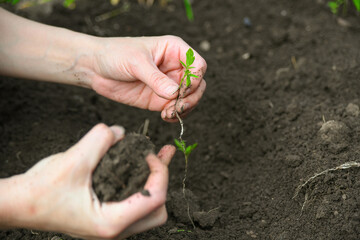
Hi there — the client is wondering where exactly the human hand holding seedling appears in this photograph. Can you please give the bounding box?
[0,9,207,121]
[90,36,207,122]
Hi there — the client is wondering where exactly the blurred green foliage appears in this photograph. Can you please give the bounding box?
[328,0,360,14]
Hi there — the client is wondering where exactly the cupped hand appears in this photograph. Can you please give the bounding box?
[90,36,207,122]
[18,123,175,239]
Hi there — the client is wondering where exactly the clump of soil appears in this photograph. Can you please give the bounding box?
[317,120,351,153]
[167,189,200,224]
[92,133,155,202]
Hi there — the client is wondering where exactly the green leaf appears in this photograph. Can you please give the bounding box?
[188,67,195,69]
[183,0,194,21]
[186,75,191,87]
[328,1,339,13]
[180,60,186,68]
[63,0,75,8]
[185,143,198,156]
[174,139,186,152]
[353,0,360,11]
[186,48,195,66]
[189,74,199,78]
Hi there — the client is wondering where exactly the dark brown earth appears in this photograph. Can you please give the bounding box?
[1,0,360,239]
[92,133,154,202]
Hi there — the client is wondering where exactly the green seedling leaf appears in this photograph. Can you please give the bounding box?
[174,139,186,152]
[180,60,187,68]
[189,74,199,78]
[186,48,195,66]
[185,143,198,156]
[353,0,360,11]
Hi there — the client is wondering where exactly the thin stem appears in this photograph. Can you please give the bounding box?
[175,111,184,140]
[182,156,195,229]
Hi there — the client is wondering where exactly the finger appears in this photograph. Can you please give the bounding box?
[100,153,169,230]
[132,59,179,100]
[66,123,125,171]
[117,205,167,239]
[157,145,176,166]
[109,125,126,144]
[161,79,206,121]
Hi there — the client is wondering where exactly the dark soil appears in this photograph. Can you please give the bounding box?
[92,133,154,202]
[1,0,360,239]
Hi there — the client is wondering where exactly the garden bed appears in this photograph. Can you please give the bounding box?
[1,0,360,239]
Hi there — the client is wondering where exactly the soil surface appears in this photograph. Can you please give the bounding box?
[1,0,360,239]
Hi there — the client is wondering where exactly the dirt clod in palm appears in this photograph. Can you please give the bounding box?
[92,133,155,202]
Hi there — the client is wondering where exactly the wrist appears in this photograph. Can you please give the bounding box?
[44,28,101,89]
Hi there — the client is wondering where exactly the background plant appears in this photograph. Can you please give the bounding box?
[328,0,360,14]
[1,0,197,20]
[183,0,194,21]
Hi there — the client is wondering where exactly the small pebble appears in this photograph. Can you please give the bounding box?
[280,10,287,16]
[242,52,251,60]
[200,40,211,52]
[243,17,252,27]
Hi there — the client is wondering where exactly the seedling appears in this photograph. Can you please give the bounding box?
[173,48,199,229]
[328,0,360,14]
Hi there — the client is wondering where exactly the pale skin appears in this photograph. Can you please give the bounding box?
[0,8,207,239]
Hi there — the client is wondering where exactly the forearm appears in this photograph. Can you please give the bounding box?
[0,8,99,88]
[0,174,30,229]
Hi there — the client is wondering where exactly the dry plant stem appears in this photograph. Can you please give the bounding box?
[293,161,360,215]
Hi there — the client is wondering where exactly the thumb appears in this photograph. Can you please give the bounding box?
[134,61,179,99]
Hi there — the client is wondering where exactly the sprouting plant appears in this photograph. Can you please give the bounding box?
[0,0,20,4]
[63,0,75,8]
[183,0,194,21]
[328,0,360,14]
[173,48,199,229]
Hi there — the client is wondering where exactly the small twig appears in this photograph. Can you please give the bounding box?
[207,207,220,214]
[142,119,150,136]
[291,56,298,70]
[293,161,360,199]
[95,2,130,22]
[293,161,360,215]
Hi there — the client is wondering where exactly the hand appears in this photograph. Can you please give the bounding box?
[0,10,206,121]
[90,36,207,122]
[0,124,175,239]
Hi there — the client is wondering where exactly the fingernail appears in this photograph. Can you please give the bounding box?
[166,85,179,96]
[110,125,125,140]
[180,103,189,113]
[161,111,167,119]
